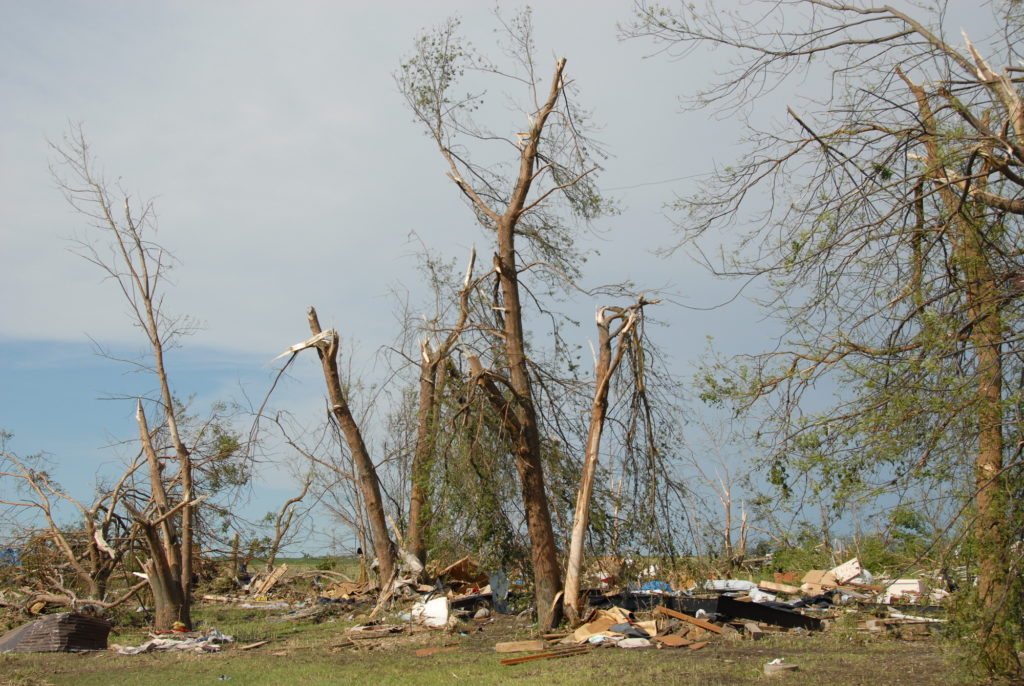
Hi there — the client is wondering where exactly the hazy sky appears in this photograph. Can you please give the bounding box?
[0,1,1002,549]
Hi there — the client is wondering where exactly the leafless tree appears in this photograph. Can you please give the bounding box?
[0,434,146,610]
[51,126,201,630]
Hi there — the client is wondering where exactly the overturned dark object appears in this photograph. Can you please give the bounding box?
[0,612,111,653]
[588,591,823,631]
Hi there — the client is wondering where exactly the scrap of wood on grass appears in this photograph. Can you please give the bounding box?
[415,646,460,657]
[500,646,590,666]
[494,640,547,653]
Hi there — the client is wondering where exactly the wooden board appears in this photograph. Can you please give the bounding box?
[500,647,589,666]
[416,646,460,657]
[743,622,765,640]
[758,581,801,595]
[654,605,724,634]
[494,640,547,653]
[253,564,289,595]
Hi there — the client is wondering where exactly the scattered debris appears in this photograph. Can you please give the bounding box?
[653,605,724,634]
[411,596,450,628]
[882,578,929,604]
[251,564,289,596]
[652,634,691,648]
[764,658,799,675]
[617,637,652,649]
[112,629,233,655]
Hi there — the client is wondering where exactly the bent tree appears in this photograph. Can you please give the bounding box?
[398,13,613,630]
[630,0,1024,674]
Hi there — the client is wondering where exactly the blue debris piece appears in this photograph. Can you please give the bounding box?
[0,548,21,567]
[640,580,672,593]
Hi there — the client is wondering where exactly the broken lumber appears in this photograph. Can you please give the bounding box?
[252,564,289,595]
[757,581,801,595]
[652,634,692,647]
[238,640,271,651]
[494,640,547,653]
[828,557,862,584]
[743,623,765,641]
[654,605,724,634]
[499,646,589,666]
[416,646,460,657]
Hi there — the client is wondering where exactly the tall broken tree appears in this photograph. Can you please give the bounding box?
[279,308,397,584]
[563,299,654,624]
[405,249,477,566]
[399,12,615,630]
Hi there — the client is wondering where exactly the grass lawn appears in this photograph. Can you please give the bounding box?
[0,601,978,686]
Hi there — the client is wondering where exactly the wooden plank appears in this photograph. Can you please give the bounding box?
[253,564,289,595]
[415,646,460,657]
[238,640,271,651]
[757,581,801,595]
[500,647,589,666]
[653,634,692,647]
[842,581,884,593]
[494,640,547,653]
[654,605,724,634]
[689,641,710,651]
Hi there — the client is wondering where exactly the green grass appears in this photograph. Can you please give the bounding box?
[0,602,981,686]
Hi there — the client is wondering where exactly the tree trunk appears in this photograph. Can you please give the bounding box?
[406,342,440,566]
[307,307,397,584]
[563,307,636,623]
[902,72,1017,672]
[965,223,1014,672]
[494,234,562,630]
[488,58,569,631]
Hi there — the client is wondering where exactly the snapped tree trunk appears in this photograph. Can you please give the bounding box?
[406,343,440,566]
[406,250,475,567]
[306,307,397,584]
[563,305,643,624]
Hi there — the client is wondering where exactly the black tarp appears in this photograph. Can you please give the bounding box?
[587,591,823,631]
